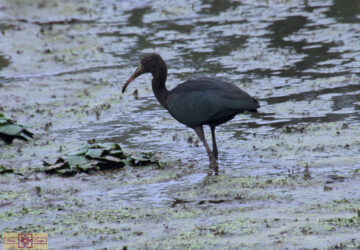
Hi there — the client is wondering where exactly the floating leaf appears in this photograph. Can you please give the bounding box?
[0,113,11,125]
[109,150,126,158]
[127,152,159,167]
[43,142,162,176]
[85,148,104,159]
[77,162,95,171]
[68,147,89,156]
[0,113,33,143]
[0,124,23,135]
[62,155,88,167]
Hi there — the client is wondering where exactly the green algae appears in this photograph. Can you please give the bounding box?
[309,199,360,213]
[0,191,19,201]
[321,216,360,228]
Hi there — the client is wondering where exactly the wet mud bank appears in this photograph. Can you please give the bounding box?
[1,0,360,249]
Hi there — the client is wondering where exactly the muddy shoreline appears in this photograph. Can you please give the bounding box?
[1,0,360,249]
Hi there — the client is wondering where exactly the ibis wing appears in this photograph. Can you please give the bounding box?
[167,90,223,127]
[166,78,259,127]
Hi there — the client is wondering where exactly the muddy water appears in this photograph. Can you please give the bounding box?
[1,0,360,249]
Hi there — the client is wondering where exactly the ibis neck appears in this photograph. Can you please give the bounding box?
[151,63,169,110]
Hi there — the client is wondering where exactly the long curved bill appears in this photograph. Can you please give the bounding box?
[122,65,144,93]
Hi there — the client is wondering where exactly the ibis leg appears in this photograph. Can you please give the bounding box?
[210,125,218,160]
[193,126,218,172]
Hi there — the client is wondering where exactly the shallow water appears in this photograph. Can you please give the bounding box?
[67,0,360,178]
[1,0,359,200]
[1,0,360,248]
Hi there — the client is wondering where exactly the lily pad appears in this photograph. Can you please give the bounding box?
[44,142,163,176]
[0,113,33,143]
[85,148,104,158]
[62,155,88,167]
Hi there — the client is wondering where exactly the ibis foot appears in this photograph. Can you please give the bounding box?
[207,157,218,176]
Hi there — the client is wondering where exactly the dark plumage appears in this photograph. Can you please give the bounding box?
[167,78,259,127]
[123,53,259,173]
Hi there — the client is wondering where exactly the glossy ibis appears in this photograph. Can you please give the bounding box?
[122,53,259,172]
